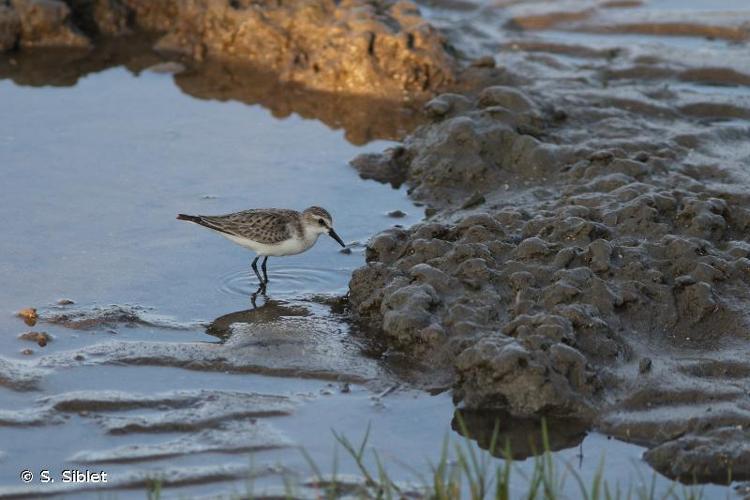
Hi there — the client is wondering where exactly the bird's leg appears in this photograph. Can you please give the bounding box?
[261,256,269,284]
[251,256,266,291]
[250,284,266,308]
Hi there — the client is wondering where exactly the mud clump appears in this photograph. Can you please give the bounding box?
[16,307,38,326]
[0,0,457,98]
[39,303,205,330]
[644,427,750,483]
[18,331,52,346]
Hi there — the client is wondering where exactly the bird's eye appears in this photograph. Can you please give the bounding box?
[318,218,325,226]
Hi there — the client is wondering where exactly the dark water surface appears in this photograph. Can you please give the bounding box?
[0,18,738,500]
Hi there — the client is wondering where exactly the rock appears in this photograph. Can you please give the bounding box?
[11,0,90,48]
[153,0,456,97]
[477,85,535,113]
[423,93,472,118]
[16,307,37,326]
[454,334,595,420]
[2,0,455,98]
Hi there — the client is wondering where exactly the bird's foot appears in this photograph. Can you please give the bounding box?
[250,284,267,308]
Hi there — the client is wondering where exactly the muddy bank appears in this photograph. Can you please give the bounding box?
[0,0,458,99]
[21,300,393,386]
[349,0,750,484]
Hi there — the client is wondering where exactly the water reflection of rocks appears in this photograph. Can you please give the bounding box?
[0,37,422,145]
[452,409,588,461]
[206,299,312,340]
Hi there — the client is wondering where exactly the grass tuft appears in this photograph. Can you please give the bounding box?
[293,417,710,500]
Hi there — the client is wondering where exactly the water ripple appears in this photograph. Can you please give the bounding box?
[218,265,350,298]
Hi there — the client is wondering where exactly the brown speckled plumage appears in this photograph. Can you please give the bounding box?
[179,209,305,244]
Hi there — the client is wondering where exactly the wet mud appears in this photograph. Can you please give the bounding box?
[348,0,750,486]
[38,303,206,330]
[25,300,393,386]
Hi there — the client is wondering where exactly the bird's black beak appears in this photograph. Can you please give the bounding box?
[328,228,346,247]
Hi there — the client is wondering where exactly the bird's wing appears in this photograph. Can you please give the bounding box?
[196,209,298,245]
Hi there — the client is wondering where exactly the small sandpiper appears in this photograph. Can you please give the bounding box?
[177,206,345,294]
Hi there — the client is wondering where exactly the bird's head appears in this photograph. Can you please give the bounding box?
[302,206,345,247]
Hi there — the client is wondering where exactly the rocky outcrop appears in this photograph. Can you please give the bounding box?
[154,0,456,97]
[10,0,89,49]
[0,0,457,98]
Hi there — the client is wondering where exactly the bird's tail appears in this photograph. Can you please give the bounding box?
[177,214,201,223]
[176,213,228,234]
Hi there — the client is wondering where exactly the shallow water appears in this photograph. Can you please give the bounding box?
[0,65,419,311]
[0,65,423,495]
[0,11,742,500]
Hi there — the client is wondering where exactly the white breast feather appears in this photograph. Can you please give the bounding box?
[222,232,320,256]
